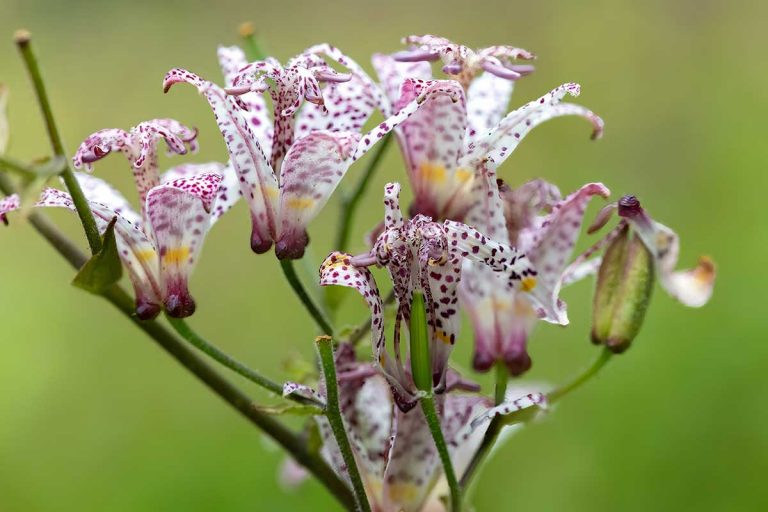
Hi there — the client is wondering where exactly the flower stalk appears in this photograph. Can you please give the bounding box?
[14,30,102,254]
[166,316,323,407]
[410,292,462,512]
[316,336,372,512]
[280,259,335,336]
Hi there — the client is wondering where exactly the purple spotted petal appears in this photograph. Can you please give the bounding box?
[36,187,162,319]
[465,72,514,141]
[217,45,273,154]
[162,162,241,224]
[164,68,279,254]
[0,194,20,225]
[390,78,468,220]
[371,53,433,112]
[145,171,223,318]
[462,83,603,169]
[276,131,358,259]
[520,183,610,324]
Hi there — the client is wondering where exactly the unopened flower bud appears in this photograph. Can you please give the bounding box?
[591,225,655,353]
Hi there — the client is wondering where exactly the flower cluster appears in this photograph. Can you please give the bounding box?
[0,33,716,512]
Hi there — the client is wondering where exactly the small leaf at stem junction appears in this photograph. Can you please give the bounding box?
[72,217,123,294]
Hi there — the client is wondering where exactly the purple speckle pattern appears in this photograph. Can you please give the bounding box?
[320,182,536,410]
[0,194,20,225]
[72,119,199,225]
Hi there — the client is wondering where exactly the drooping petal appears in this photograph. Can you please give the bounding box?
[460,161,537,373]
[382,405,442,512]
[469,391,547,429]
[164,68,279,253]
[294,74,378,140]
[389,78,468,219]
[518,183,611,324]
[276,131,358,259]
[35,187,162,318]
[371,53,432,111]
[72,128,133,171]
[618,196,715,307]
[305,43,389,114]
[217,45,273,154]
[161,162,240,223]
[74,171,141,226]
[462,83,604,169]
[0,194,20,225]
[465,72,514,142]
[145,171,223,317]
[443,220,537,291]
[319,251,385,365]
[131,119,199,218]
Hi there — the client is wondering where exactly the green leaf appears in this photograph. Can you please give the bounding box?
[72,217,123,294]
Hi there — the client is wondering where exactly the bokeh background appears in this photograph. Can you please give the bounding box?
[1,0,765,510]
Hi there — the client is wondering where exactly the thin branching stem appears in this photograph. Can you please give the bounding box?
[422,395,462,511]
[335,133,392,252]
[459,363,508,490]
[548,347,612,404]
[166,316,324,407]
[280,259,335,337]
[316,336,371,512]
[0,172,356,510]
[14,30,102,254]
[0,155,38,181]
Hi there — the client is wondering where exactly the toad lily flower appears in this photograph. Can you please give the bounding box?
[393,34,536,89]
[373,50,603,222]
[460,159,611,374]
[283,343,547,512]
[585,194,716,308]
[0,194,20,225]
[164,45,458,259]
[319,182,545,410]
[61,119,238,318]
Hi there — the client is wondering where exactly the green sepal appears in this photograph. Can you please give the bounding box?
[254,404,325,417]
[72,217,123,294]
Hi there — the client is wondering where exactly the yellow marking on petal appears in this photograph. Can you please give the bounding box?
[454,167,473,183]
[286,197,315,210]
[419,161,447,184]
[435,330,452,345]
[387,482,420,503]
[162,246,190,266]
[265,186,280,199]
[521,277,537,292]
[694,255,716,283]
[136,249,157,263]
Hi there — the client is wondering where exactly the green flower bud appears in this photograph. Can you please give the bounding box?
[591,225,655,353]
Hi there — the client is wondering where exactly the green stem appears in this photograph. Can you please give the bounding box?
[239,22,267,61]
[461,349,613,490]
[165,316,323,407]
[316,336,371,512]
[280,259,335,337]
[335,134,392,252]
[548,347,613,404]
[409,292,461,511]
[0,173,356,511]
[422,395,462,512]
[0,155,38,181]
[494,362,508,406]
[458,364,508,491]
[14,30,102,254]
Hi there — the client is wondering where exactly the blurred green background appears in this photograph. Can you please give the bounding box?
[1,0,765,510]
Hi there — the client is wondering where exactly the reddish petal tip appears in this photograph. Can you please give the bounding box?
[135,300,161,321]
[164,293,196,318]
